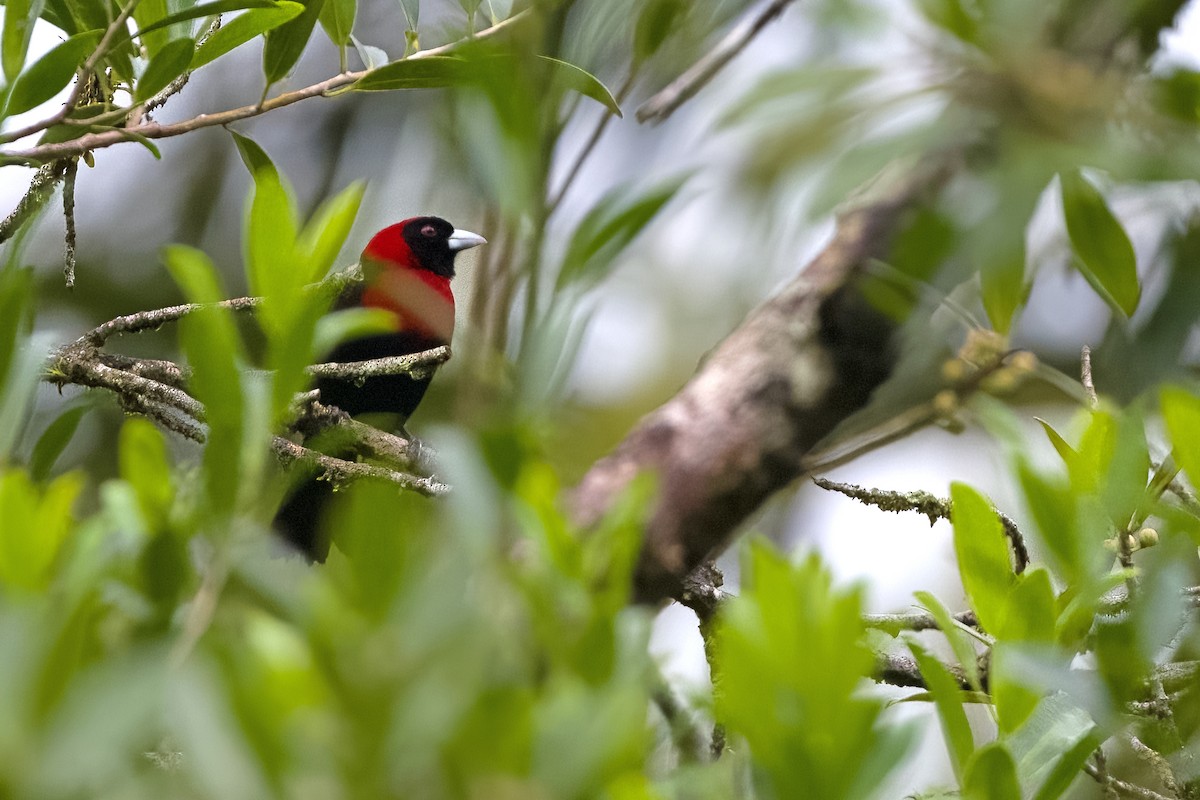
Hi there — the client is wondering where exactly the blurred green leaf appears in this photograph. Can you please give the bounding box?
[353,55,465,90]
[1161,386,1200,491]
[1035,418,1078,470]
[3,0,45,82]
[980,254,1028,335]
[191,1,305,69]
[916,0,980,45]
[312,307,398,355]
[1059,170,1140,317]
[296,180,363,284]
[29,405,89,482]
[135,36,194,101]
[164,245,245,521]
[0,468,80,591]
[556,178,682,291]
[962,743,1020,800]
[317,0,354,47]
[715,542,912,800]
[118,417,174,527]
[907,638,973,782]
[262,0,323,84]
[997,567,1056,647]
[481,0,511,24]
[3,29,100,117]
[950,482,1015,635]
[539,55,622,117]
[914,591,982,692]
[633,0,684,63]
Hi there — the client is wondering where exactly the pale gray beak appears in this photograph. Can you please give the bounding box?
[448,229,487,252]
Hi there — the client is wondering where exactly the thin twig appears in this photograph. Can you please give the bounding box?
[0,0,142,145]
[637,0,799,123]
[547,70,638,212]
[63,158,78,288]
[3,11,530,159]
[1084,760,1175,800]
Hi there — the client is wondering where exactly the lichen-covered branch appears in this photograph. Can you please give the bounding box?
[45,294,447,495]
[813,477,1030,574]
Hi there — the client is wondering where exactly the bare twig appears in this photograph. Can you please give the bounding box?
[63,158,78,288]
[547,70,638,212]
[637,0,799,123]
[3,11,530,160]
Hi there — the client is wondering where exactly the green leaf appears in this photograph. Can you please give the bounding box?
[128,0,280,42]
[907,638,973,782]
[916,0,980,45]
[135,36,194,101]
[1005,694,1099,800]
[950,482,1015,636]
[3,0,46,82]
[980,253,1028,335]
[296,180,363,284]
[349,33,386,68]
[1059,170,1140,317]
[633,0,684,63]
[130,0,168,55]
[0,469,80,591]
[997,567,1056,647]
[262,0,322,84]
[352,55,465,91]
[1035,418,1078,469]
[163,245,244,520]
[118,417,174,527]
[29,405,89,482]
[317,0,354,47]
[313,307,397,356]
[191,1,305,69]
[963,743,1021,800]
[556,178,683,291]
[3,29,100,117]
[538,55,622,117]
[231,130,297,302]
[913,591,982,693]
[1161,386,1200,492]
[714,542,913,799]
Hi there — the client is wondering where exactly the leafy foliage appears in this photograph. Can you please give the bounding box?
[2,0,1200,798]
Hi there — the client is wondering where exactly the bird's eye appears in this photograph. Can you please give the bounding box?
[420,224,438,237]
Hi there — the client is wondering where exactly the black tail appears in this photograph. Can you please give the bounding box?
[273,463,336,562]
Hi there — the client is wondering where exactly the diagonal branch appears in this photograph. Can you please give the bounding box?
[2,11,529,161]
[637,0,799,124]
[570,153,958,603]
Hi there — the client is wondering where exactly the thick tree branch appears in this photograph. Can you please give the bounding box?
[571,154,957,603]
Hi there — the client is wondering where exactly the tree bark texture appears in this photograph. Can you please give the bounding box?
[571,157,956,603]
